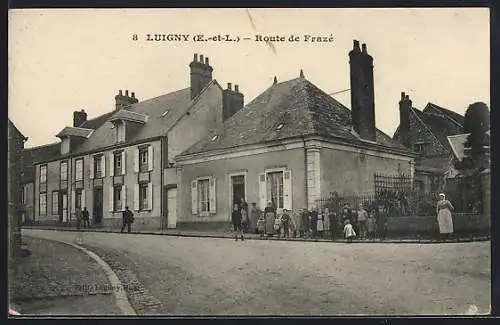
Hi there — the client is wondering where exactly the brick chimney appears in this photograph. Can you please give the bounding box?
[73,109,87,127]
[189,53,213,99]
[349,40,376,141]
[115,89,138,110]
[222,82,244,121]
[399,92,412,148]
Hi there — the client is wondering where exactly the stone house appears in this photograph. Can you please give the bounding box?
[32,54,244,230]
[393,95,465,193]
[175,41,415,227]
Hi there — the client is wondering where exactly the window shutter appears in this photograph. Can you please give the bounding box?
[209,177,216,214]
[81,189,86,209]
[148,146,154,171]
[283,170,292,210]
[121,151,126,175]
[191,180,198,214]
[89,156,95,179]
[259,173,266,210]
[71,189,76,213]
[108,185,114,212]
[101,154,106,177]
[147,183,153,211]
[121,185,126,211]
[134,148,139,173]
[109,153,114,177]
[134,184,139,211]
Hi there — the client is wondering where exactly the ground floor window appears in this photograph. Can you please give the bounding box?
[61,192,68,221]
[267,171,284,209]
[139,183,148,210]
[75,189,82,210]
[39,193,47,216]
[198,178,210,213]
[114,186,122,211]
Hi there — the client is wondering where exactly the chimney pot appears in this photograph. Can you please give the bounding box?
[131,92,135,98]
[81,109,85,113]
[119,90,123,96]
[273,76,278,84]
[401,92,405,100]
[194,53,198,62]
[353,40,360,50]
[205,57,209,65]
[125,90,129,97]
[235,85,239,92]
[200,54,204,63]
[362,43,367,53]
[405,95,409,100]
[227,82,232,90]
[300,69,305,78]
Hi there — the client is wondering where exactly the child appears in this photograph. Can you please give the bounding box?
[274,215,282,237]
[343,219,356,243]
[366,211,376,241]
[317,213,324,238]
[257,214,266,239]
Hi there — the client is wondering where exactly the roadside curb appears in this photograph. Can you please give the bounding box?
[23,227,490,244]
[23,234,137,316]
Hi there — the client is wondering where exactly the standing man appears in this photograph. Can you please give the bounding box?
[82,207,90,229]
[232,204,244,241]
[121,206,134,233]
[249,202,259,234]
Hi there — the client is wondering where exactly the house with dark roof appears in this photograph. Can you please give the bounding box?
[175,41,415,226]
[32,54,244,230]
[393,93,466,193]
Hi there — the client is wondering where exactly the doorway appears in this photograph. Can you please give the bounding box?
[58,190,68,223]
[167,187,177,229]
[231,174,246,209]
[93,188,103,225]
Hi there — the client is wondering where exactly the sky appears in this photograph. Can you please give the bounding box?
[9,8,490,148]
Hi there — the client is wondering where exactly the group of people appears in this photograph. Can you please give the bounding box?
[230,199,387,242]
[74,206,135,233]
[231,193,456,241]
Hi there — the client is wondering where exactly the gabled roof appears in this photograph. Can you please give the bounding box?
[423,103,465,127]
[181,77,408,156]
[21,143,60,183]
[8,119,27,140]
[56,126,95,139]
[35,80,222,160]
[447,134,469,162]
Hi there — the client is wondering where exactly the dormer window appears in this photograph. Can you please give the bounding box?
[116,122,126,143]
[211,135,219,141]
[161,109,170,117]
[276,123,284,130]
[414,142,430,154]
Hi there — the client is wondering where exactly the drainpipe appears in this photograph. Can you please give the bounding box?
[160,137,164,230]
[302,136,308,210]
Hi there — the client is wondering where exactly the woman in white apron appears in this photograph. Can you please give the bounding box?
[436,193,454,239]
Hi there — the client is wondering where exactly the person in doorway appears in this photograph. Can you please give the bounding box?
[436,193,454,240]
[343,219,356,243]
[357,204,368,240]
[232,203,244,241]
[281,209,291,238]
[121,206,134,233]
[249,202,259,234]
[75,207,82,230]
[264,201,276,236]
[82,207,90,229]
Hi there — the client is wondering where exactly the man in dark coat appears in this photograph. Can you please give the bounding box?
[310,209,318,238]
[121,206,134,233]
[281,209,291,238]
[232,204,243,241]
[82,207,90,229]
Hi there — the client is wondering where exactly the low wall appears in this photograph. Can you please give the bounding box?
[386,213,490,236]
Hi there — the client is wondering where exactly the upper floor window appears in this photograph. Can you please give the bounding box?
[114,152,122,175]
[75,159,83,181]
[197,178,210,213]
[40,165,47,184]
[60,161,68,182]
[139,147,149,173]
[414,142,430,154]
[94,155,103,178]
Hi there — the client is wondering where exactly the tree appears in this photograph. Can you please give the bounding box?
[463,102,490,160]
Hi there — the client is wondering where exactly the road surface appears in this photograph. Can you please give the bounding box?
[23,229,490,316]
